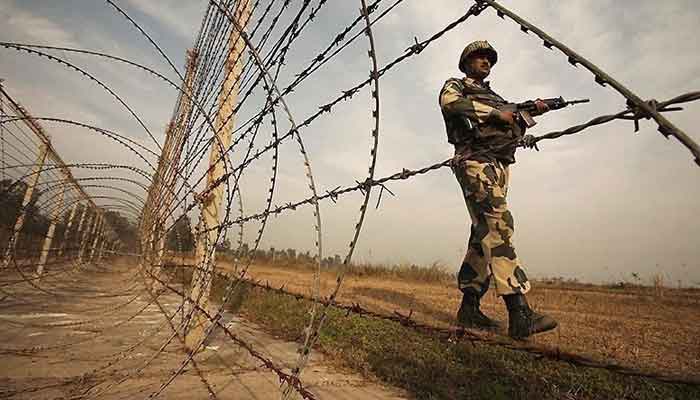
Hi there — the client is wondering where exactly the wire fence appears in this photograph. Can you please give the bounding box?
[1,0,698,399]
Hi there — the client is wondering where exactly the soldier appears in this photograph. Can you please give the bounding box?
[439,40,558,339]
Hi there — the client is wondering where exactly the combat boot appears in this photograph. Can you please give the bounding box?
[456,290,502,331]
[503,293,558,340]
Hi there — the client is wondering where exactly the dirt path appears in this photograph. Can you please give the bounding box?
[0,259,407,400]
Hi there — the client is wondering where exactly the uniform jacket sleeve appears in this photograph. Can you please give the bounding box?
[439,79,500,125]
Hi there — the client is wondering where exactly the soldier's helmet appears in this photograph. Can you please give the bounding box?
[459,40,498,73]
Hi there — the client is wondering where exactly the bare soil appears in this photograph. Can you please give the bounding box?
[0,258,407,399]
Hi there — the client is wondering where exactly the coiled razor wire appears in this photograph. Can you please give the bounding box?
[0,0,698,399]
[282,2,383,397]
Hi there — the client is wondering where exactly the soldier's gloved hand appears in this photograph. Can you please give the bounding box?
[521,134,539,151]
[531,99,550,116]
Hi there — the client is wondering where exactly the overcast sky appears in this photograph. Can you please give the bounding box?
[1,0,699,286]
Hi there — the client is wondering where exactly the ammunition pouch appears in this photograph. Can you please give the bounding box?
[446,115,481,145]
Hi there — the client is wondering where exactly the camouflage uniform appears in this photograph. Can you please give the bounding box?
[439,76,531,297]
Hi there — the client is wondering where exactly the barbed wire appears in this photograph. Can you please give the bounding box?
[184,90,697,232]
[231,270,700,386]
[476,0,700,167]
[1,0,698,399]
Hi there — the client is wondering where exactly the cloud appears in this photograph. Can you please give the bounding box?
[1,0,698,286]
[1,6,76,46]
[124,0,208,41]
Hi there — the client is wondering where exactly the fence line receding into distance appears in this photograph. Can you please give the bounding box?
[1,0,699,398]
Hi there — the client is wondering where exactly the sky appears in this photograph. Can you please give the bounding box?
[1,0,699,286]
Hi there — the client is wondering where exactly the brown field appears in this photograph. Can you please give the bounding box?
[217,260,700,381]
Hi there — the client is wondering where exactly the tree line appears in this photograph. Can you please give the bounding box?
[166,214,345,267]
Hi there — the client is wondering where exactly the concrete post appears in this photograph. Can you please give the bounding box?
[98,238,107,261]
[57,202,78,257]
[71,205,88,259]
[36,183,65,276]
[88,216,103,262]
[78,211,97,264]
[2,143,49,269]
[185,0,252,351]
[152,50,200,284]
[155,232,167,273]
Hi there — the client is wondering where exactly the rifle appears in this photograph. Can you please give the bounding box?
[501,97,590,129]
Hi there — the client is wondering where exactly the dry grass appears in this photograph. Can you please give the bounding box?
[222,260,700,382]
[218,253,454,284]
[162,262,700,399]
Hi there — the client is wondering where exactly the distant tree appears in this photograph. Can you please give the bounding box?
[1,179,50,252]
[103,210,139,252]
[216,237,231,253]
[165,215,194,252]
[0,179,25,227]
[235,242,249,258]
[286,248,296,261]
[253,248,267,261]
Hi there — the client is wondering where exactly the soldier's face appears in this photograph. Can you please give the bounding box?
[467,54,491,79]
